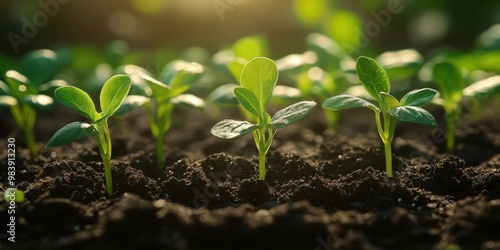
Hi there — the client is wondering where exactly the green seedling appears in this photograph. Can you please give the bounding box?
[433,61,500,151]
[211,57,316,180]
[0,50,66,157]
[432,61,464,152]
[323,56,437,177]
[277,33,357,131]
[0,72,63,157]
[138,61,205,171]
[46,75,132,196]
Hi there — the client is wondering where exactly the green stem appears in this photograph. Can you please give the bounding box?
[254,125,273,180]
[23,106,38,157]
[444,104,461,152]
[446,121,456,152]
[375,110,396,178]
[156,130,165,171]
[155,103,173,172]
[24,123,38,157]
[10,105,38,157]
[258,142,266,180]
[96,120,113,196]
[384,140,392,178]
[324,110,340,131]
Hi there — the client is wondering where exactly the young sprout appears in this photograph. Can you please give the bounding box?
[0,50,65,157]
[0,71,63,157]
[139,61,205,171]
[432,61,464,152]
[276,33,357,131]
[323,56,437,177]
[46,75,132,196]
[211,57,316,180]
[433,61,500,151]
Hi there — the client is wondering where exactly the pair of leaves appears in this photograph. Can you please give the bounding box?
[46,75,131,147]
[55,75,131,122]
[212,101,317,139]
[237,57,277,118]
[322,91,437,126]
[140,61,204,104]
[158,60,204,98]
[324,56,437,126]
[0,71,58,109]
[212,57,316,139]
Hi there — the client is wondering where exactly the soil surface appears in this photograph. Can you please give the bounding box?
[0,104,499,250]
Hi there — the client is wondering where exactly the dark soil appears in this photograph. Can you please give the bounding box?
[1,105,500,250]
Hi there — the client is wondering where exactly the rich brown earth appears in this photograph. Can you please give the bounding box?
[0,103,499,250]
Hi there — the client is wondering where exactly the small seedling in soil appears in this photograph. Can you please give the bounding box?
[0,71,62,157]
[0,50,66,157]
[139,61,205,171]
[323,56,437,177]
[433,61,500,151]
[46,75,132,196]
[276,33,357,131]
[211,57,316,180]
[432,61,464,152]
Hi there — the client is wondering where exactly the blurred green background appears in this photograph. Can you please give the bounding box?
[1,0,499,57]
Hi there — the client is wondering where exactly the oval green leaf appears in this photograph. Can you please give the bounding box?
[272,85,301,101]
[389,106,437,126]
[322,95,380,112]
[380,92,400,112]
[234,87,262,118]
[22,94,53,109]
[115,95,149,116]
[0,80,9,95]
[100,74,132,118]
[0,96,18,107]
[228,59,247,82]
[276,51,316,72]
[211,119,259,139]
[306,33,341,72]
[400,88,438,107]
[171,94,205,110]
[4,70,37,99]
[38,79,68,95]
[55,86,98,121]
[269,101,316,129]
[433,61,463,103]
[19,49,60,86]
[233,36,268,61]
[240,57,278,111]
[159,60,204,96]
[376,49,423,80]
[142,74,171,102]
[356,56,390,102]
[463,75,500,98]
[46,122,98,148]
[207,83,238,106]
[116,64,153,96]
